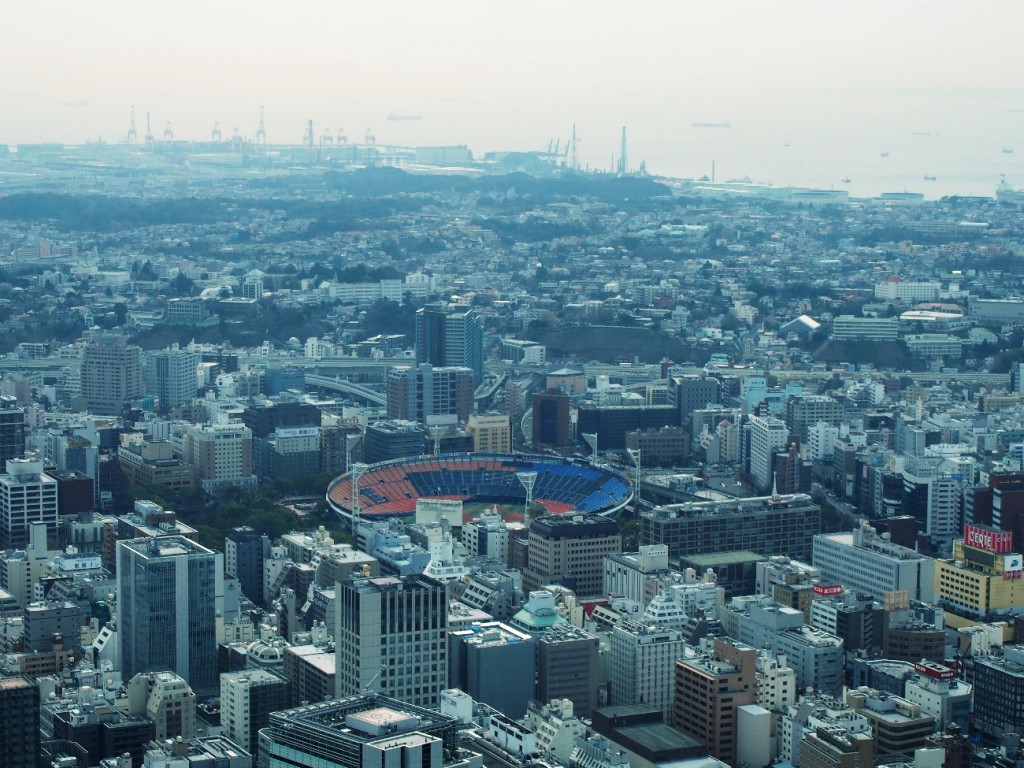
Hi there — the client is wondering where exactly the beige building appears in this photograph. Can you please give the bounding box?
[524,514,622,598]
[936,528,1024,623]
[183,422,256,492]
[467,414,512,453]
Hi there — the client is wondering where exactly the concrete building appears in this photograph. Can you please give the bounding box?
[0,673,40,768]
[81,333,143,415]
[125,670,197,741]
[785,395,842,443]
[800,725,875,768]
[0,457,58,550]
[667,375,721,428]
[537,624,600,718]
[144,346,200,411]
[813,523,936,603]
[721,595,846,697]
[603,545,671,605]
[624,426,690,467]
[182,422,256,492]
[674,637,757,766]
[936,524,1024,622]
[416,304,485,384]
[609,619,686,723]
[746,414,790,492]
[466,414,511,454]
[576,404,679,452]
[336,574,449,708]
[903,661,971,733]
[225,526,270,606]
[461,511,511,563]
[640,492,820,561]
[845,687,935,758]
[363,419,426,464]
[448,621,535,718]
[220,669,289,755]
[387,364,475,423]
[257,693,472,768]
[532,390,572,448]
[831,316,900,342]
[524,514,622,598]
[0,395,26,464]
[522,698,587,764]
[117,536,224,694]
[972,650,1024,738]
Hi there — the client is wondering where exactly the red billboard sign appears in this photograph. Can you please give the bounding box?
[964,525,1013,554]
[914,662,955,680]
[813,584,843,596]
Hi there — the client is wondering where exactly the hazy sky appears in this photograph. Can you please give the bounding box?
[5,1,1024,174]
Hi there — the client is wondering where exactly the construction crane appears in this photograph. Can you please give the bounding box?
[337,128,347,145]
[303,119,314,149]
[127,106,137,145]
[321,127,333,146]
[163,121,173,142]
[144,112,154,145]
[211,121,222,141]
[365,128,376,145]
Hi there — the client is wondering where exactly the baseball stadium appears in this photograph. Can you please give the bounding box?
[326,452,633,525]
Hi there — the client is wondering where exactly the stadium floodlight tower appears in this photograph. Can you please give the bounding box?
[581,432,599,459]
[517,471,538,527]
[345,432,362,472]
[626,448,642,510]
[349,462,370,534]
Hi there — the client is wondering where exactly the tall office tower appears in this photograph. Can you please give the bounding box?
[0,458,58,550]
[387,364,475,423]
[674,637,757,766]
[117,536,224,694]
[143,346,200,411]
[532,390,572,448]
[0,395,26,464]
[0,673,40,768]
[81,333,143,415]
[336,574,448,708]
[609,619,687,723]
[416,304,484,384]
[225,526,270,606]
[182,422,256,492]
[537,624,600,717]
[220,669,289,755]
[667,375,721,428]
[746,414,790,492]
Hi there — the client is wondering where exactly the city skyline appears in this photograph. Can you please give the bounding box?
[4,2,1024,195]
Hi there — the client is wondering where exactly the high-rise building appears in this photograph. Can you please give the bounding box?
[416,304,484,384]
[0,458,58,550]
[363,420,427,464]
[182,422,256,492]
[336,574,448,708]
[387,364,475,423]
[144,346,200,411]
[609,619,686,723]
[0,395,26,464]
[745,414,790,492]
[125,670,197,741]
[532,390,572,448]
[784,395,842,444]
[537,624,600,718]
[524,514,622,598]
[800,725,875,768]
[0,673,40,768]
[220,669,289,755]
[667,375,720,428]
[81,333,143,415]
[673,637,757,766]
[117,536,224,694]
[225,526,270,606]
[448,622,536,718]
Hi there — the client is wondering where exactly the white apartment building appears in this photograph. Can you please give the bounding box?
[747,414,790,492]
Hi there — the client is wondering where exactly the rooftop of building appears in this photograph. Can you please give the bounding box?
[118,535,213,559]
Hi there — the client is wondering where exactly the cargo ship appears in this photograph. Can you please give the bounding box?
[692,121,731,128]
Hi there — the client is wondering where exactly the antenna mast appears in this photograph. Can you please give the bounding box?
[618,126,628,175]
[256,106,267,151]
